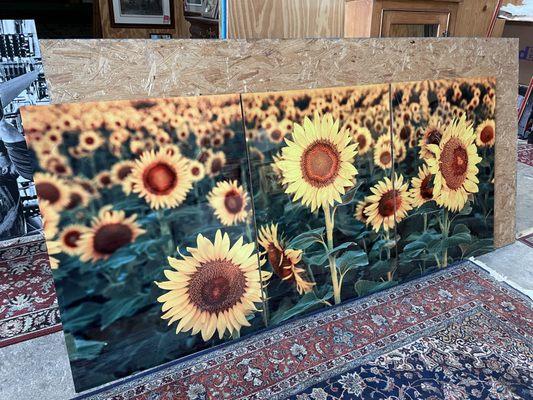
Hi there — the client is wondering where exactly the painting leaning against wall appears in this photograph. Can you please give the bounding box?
[21,94,270,391]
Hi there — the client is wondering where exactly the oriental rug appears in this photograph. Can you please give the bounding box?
[78,261,532,400]
[518,141,533,167]
[0,236,61,348]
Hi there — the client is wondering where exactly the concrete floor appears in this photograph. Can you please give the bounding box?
[1,161,532,400]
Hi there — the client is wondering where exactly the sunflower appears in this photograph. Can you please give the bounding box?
[95,171,113,189]
[65,185,90,210]
[155,230,271,341]
[78,206,145,262]
[393,134,407,163]
[59,224,88,255]
[373,144,393,170]
[274,113,358,212]
[207,180,249,226]
[189,160,206,182]
[34,173,70,211]
[111,160,136,183]
[409,165,434,207]
[365,174,412,232]
[78,130,104,152]
[39,200,59,239]
[355,198,372,225]
[426,116,481,212]
[352,127,373,155]
[419,117,444,159]
[257,224,315,295]
[475,119,495,148]
[130,149,193,210]
[205,151,226,177]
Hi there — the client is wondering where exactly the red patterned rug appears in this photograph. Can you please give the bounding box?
[78,261,532,400]
[518,233,533,249]
[518,141,533,167]
[0,236,61,348]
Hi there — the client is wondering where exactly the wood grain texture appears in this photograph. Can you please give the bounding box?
[227,0,344,38]
[39,38,518,247]
[98,0,190,38]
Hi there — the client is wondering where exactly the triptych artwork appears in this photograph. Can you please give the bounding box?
[20,77,496,391]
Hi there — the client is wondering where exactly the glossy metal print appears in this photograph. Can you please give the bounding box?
[21,95,267,391]
[242,85,397,325]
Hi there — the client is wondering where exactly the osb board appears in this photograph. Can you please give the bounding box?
[97,0,190,38]
[38,38,518,247]
[227,0,344,39]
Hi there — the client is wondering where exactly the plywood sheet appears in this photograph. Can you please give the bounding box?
[227,0,344,38]
[38,38,518,247]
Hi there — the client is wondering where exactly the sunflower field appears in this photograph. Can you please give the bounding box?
[21,77,496,391]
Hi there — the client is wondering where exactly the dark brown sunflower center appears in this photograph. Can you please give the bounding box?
[143,163,177,195]
[440,138,468,190]
[420,175,433,200]
[301,141,340,187]
[400,126,410,140]
[380,150,391,166]
[85,137,95,145]
[356,134,367,149]
[480,126,494,143]
[378,190,401,217]
[100,175,112,186]
[189,259,246,313]
[210,158,223,174]
[36,182,60,204]
[64,231,81,248]
[118,166,133,180]
[191,167,200,176]
[93,223,133,255]
[67,192,82,209]
[426,128,442,146]
[271,129,282,141]
[224,189,244,214]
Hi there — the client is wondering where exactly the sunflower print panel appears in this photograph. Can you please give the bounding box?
[21,93,264,392]
[242,84,396,319]
[391,77,495,273]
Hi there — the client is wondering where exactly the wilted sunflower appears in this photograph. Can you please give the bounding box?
[409,165,434,207]
[365,174,412,232]
[355,198,372,225]
[257,224,315,295]
[275,113,358,212]
[155,230,271,341]
[352,127,373,155]
[34,173,70,211]
[130,149,193,209]
[111,160,136,183]
[78,206,145,262]
[475,119,495,148]
[59,224,88,255]
[78,130,104,152]
[419,116,444,159]
[207,180,249,226]
[426,116,481,212]
[188,160,206,182]
[39,199,60,239]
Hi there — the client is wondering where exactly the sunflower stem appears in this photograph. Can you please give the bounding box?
[324,204,341,304]
[157,210,174,255]
[423,213,428,231]
[441,208,450,268]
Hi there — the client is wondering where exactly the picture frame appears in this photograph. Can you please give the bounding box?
[109,0,174,28]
